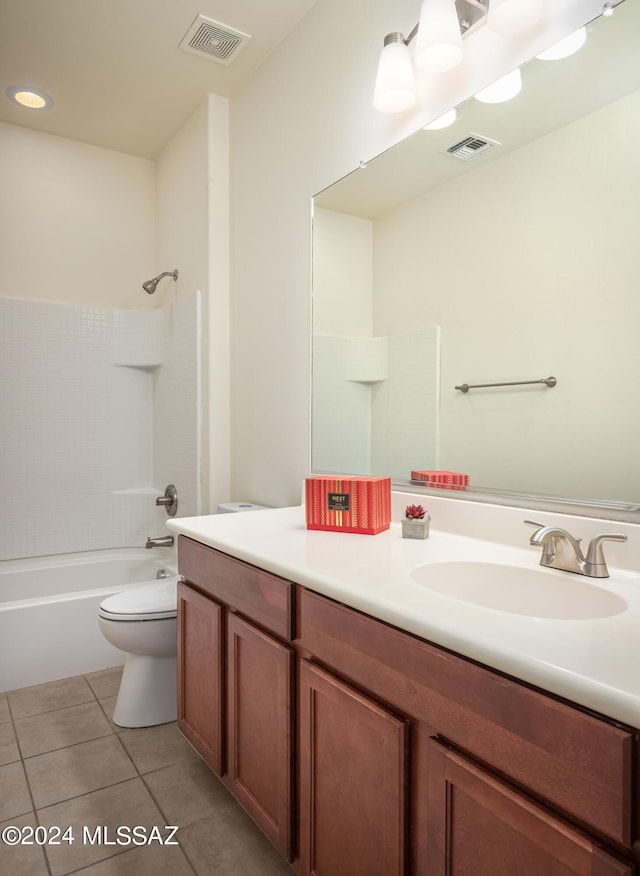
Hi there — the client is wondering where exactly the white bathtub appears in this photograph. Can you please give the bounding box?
[0,548,178,692]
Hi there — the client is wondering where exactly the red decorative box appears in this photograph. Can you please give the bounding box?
[305,476,391,535]
[411,470,469,490]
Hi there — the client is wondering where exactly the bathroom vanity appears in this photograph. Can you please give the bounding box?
[168,501,640,876]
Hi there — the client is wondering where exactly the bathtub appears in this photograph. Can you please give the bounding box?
[0,548,178,692]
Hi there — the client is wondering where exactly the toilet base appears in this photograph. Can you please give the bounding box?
[112,654,177,728]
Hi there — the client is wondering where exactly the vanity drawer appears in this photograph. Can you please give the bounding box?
[298,588,635,846]
[178,536,293,641]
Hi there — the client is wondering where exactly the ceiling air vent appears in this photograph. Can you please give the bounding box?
[179,15,251,65]
[442,133,502,161]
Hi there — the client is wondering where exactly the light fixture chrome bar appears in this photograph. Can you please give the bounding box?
[455,376,557,392]
[455,0,488,31]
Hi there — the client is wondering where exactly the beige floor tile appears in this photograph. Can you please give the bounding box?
[15,701,115,759]
[180,809,294,876]
[0,694,9,723]
[98,695,121,730]
[85,667,123,700]
[0,721,20,766]
[142,757,237,827]
[118,722,194,775]
[0,812,49,876]
[37,777,166,876]
[25,735,137,809]
[0,761,33,822]
[9,676,95,720]
[65,841,194,875]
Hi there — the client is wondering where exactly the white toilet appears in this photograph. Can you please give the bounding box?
[98,502,270,728]
[98,577,178,727]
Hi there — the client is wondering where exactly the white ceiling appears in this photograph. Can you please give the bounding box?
[0,0,318,158]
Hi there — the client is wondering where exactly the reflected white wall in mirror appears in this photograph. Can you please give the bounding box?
[311,0,640,510]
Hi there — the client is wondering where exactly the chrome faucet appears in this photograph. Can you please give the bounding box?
[145,535,174,549]
[526,521,626,578]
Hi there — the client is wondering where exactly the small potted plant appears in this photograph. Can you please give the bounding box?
[402,504,430,539]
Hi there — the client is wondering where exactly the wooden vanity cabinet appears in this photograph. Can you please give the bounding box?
[226,611,293,858]
[297,589,638,876]
[427,740,633,876]
[177,537,294,860]
[177,581,224,773]
[298,659,409,876]
[177,537,639,876]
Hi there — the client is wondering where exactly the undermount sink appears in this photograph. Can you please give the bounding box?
[410,561,628,620]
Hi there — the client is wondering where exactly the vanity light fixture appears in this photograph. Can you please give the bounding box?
[373,0,545,113]
[373,33,419,112]
[6,86,53,110]
[474,67,522,103]
[423,108,458,129]
[414,0,464,74]
[487,0,543,35]
[536,27,586,60]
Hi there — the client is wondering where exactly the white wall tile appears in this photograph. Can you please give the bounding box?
[0,293,201,561]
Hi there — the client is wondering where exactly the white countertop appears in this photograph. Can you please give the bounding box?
[167,500,640,728]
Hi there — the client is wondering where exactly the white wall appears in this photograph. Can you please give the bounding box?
[207,95,232,514]
[312,208,373,337]
[0,122,155,308]
[230,0,603,508]
[154,102,209,307]
[122,94,230,515]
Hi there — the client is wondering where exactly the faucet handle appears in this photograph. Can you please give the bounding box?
[584,533,627,577]
[524,519,546,531]
[156,484,178,517]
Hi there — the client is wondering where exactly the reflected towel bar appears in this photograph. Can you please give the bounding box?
[455,376,557,393]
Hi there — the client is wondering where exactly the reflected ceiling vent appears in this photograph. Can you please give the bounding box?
[442,133,502,161]
[179,15,251,65]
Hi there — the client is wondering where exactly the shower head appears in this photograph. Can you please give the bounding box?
[142,269,179,294]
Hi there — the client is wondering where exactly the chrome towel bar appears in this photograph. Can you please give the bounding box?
[455,376,557,393]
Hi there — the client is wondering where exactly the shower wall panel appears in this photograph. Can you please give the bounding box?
[0,293,200,561]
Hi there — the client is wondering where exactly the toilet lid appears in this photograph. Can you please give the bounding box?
[99,579,177,619]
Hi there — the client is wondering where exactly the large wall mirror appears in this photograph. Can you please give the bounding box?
[311,0,639,517]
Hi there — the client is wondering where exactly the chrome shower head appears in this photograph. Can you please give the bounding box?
[142,269,178,294]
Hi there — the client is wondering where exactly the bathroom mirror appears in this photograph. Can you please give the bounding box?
[311,1,640,518]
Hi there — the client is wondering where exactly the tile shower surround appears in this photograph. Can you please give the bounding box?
[0,294,200,561]
[0,669,293,876]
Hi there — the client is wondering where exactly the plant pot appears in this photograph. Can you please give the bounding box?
[401,515,430,539]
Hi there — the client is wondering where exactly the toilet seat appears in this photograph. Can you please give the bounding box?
[99,607,176,622]
[99,579,177,622]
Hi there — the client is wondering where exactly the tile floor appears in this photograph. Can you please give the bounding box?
[0,668,295,876]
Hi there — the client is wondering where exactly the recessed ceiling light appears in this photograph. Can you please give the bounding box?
[6,86,53,110]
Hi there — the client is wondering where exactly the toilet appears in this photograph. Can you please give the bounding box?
[98,502,270,728]
[98,578,178,728]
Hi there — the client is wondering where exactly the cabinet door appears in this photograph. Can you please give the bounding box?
[177,581,224,775]
[427,739,632,876]
[226,613,293,860]
[299,660,409,876]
